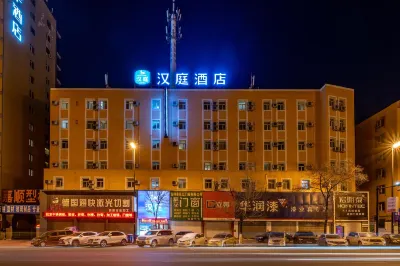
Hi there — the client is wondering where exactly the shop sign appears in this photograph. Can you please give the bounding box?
[387,197,399,213]
[2,189,40,205]
[203,192,235,220]
[334,192,369,221]
[138,190,170,219]
[1,205,40,214]
[47,195,133,213]
[171,191,202,221]
[235,192,329,219]
[141,218,169,224]
[43,212,135,219]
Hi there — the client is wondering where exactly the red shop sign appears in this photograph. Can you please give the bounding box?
[202,192,235,220]
[43,212,135,219]
[141,218,169,224]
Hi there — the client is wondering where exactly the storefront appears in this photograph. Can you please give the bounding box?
[170,191,202,233]
[1,189,40,239]
[40,191,135,235]
[202,192,235,238]
[137,190,170,236]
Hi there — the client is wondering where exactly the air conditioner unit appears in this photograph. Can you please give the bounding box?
[172,164,178,168]
[213,164,218,170]
[212,122,218,131]
[51,100,59,106]
[247,101,255,111]
[92,101,98,110]
[51,141,58,146]
[172,181,178,186]
[92,143,99,150]
[92,123,99,130]
[247,146,254,152]
[52,162,59,167]
[272,164,278,170]
[172,101,178,107]
[306,101,314,107]
[51,120,59,125]
[332,104,339,111]
[247,142,254,147]
[172,121,178,127]
[340,126,346,132]
[172,141,178,147]
[247,122,254,131]
[272,142,279,147]
[92,163,98,169]
[307,143,314,148]
[307,122,314,127]
[132,121,139,126]
[272,103,277,108]
[333,147,340,152]
[212,102,218,111]
[272,122,278,127]
[132,101,140,107]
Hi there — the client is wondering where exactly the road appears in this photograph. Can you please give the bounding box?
[1,246,400,266]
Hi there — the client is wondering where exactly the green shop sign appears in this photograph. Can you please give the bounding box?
[171,191,202,221]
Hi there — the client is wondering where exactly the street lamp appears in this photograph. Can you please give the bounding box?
[376,182,400,235]
[129,141,139,241]
[391,141,400,233]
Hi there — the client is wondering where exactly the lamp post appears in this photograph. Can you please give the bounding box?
[129,142,138,241]
[376,181,400,235]
[391,142,400,234]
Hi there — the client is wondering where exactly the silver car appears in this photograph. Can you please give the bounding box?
[136,230,175,247]
[346,232,386,246]
[267,232,286,246]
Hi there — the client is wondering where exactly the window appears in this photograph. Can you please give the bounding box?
[61,120,68,129]
[28,169,34,176]
[152,161,160,170]
[218,141,227,150]
[239,121,247,130]
[339,119,346,129]
[241,179,254,190]
[267,179,276,190]
[99,100,107,110]
[125,162,133,170]
[220,178,229,190]
[277,101,285,110]
[330,160,336,168]
[204,162,212,171]
[151,177,160,189]
[96,178,104,188]
[30,44,35,55]
[298,122,305,131]
[86,140,96,149]
[60,101,68,110]
[30,60,35,70]
[339,182,348,191]
[263,101,271,111]
[100,140,107,149]
[152,120,161,130]
[329,97,336,107]
[298,141,305,151]
[178,121,186,130]
[204,140,211,150]
[282,179,291,190]
[340,140,346,151]
[203,101,211,110]
[29,123,34,132]
[179,162,186,170]
[178,100,186,110]
[297,101,306,111]
[264,142,272,150]
[218,162,226,170]
[152,140,160,149]
[86,120,97,130]
[125,120,134,130]
[375,117,385,130]
[86,161,95,169]
[152,99,161,109]
[218,121,226,130]
[30,11,36,21]
[204,179,213,190]
[330,117,336,128]
[55,177,64,188]
[203,121,211,130]
[277,121,285,131]
[376,168,386,179]
[30,26,36,36]
[60,161,68,169]
[61,140,68,149]
[99,120,107,130]
[178,140,186,150]
[218,101,226,110]
[377,185,386,195]
[81,177,91,189]
[264,121,271,131]
[277,141,285,150]
[126,178,136,189]
[264,162,272,171]
[301,180,310,189]
[46,63,50,72]
[277,163,285,171]
[238,101,246,110]
[177,178,187,189]
[28,153,33,162]
[378,202,385,212]
[126,100,136,110]
[330,138,336,148]
[239,162,246,170]
[30,76,35,84]
[239,142,247,151]
[298,163,305,171]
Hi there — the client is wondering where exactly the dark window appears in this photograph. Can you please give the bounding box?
[30,27,36,36]
[31,0,36,7]
[30,12,36,21]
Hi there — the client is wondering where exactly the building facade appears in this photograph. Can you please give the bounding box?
[0,0,60,239]
[356,101,400,232]
[42,84,357,235]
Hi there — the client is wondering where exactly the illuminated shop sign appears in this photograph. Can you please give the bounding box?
[2,189,40,205]
[141,218,169,224]
[334,192,369,221]
[11,0,23,42]
[1,205,39,214]
[134,70,151,86]
[157,72,226,87]
[138,190,170,219]
[171,191,202,221]
[43,212,135,219]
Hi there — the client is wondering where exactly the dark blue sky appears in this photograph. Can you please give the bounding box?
[51,0,400,123]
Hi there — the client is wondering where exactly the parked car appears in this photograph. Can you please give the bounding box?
[317,234,348,246]
[293,231,318,244]
[267,232,286,246]
[208,233,236,247]
[255,232,269,243]
[382,234,400,245]
[31,230,74,247]
[174,231,193,242]
[346,232,386,246]
[177,233,207,247]
[58,231,98,247]
[136,230,175,247]
[87,231,127,247]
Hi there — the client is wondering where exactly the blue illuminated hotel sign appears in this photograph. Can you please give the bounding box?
[11,0,23,42]
[134,70,151,86]
[157,72,226,87]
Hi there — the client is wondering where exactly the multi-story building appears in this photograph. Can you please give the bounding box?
[0,0,60,238]
[41,84,355,236]
[356,101,400,232]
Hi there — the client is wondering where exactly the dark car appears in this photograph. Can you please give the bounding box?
[174,231,193,242]
[31,230,74,247]
[255,232,269,242]
[382,234,400,245]
[293,231,317,244]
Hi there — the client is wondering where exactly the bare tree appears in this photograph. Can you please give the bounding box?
[296,161,368,233]
[145,191,170,229]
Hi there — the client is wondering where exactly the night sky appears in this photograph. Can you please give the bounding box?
[50,0,400,123]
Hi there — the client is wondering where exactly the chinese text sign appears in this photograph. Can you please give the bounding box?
[2,189,40,205]
[11,0,23,42]
[202,192,235,220]
[171,192,202,221]
[334,192,368,221]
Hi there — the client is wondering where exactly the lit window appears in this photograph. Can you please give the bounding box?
[96,178,104,188]
[28,169,34,176]
[125,120,134,130]
[220,178,229,190]
[297,101,306,111]
[378,202,385,211]
[151,177,159,189]
[282,179,291,190]
[204,179,213,190]
[264,162,271,171]
[177,178,187,189]
[152,161,160,170]
[152,99,161,110]
[99,100,107,110]
[99,120,107,130]
[28,153,33,162]
[100,162,107,169]
[267,179,276,190]
[152,140,160,149]
[60,101,68,110]
[60,161,68,169]
[301,180,310,189]
[125,100,135,110]
[29,139,34,147]
[204,162,212,171]
[61,120,68,129]
[55,177,64,188]
[29,123,34,132]
[152,120,160,130]
[238,101,246,111]
[179,140,186,150]
[178,100,186,110]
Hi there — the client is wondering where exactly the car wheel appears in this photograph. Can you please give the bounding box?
[150,240,158,248]
[358,241,362,246]
[72,240,80,247]
[232,241,236,247]
[40,241,46,247]
[191,241,196,247]
[121,239,127,246]
[204,240,208,245]
[347,240,351,246]
[168,239,174,246]
[100,240,107,248]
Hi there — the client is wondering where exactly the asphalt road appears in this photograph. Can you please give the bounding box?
[1,246,400,266]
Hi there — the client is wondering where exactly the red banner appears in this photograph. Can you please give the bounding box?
[202,192,235,220]
[43,212,135,219]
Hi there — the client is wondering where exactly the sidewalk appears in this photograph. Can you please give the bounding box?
[0,240,31,247]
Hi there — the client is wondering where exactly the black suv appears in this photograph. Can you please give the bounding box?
[31,230,74,247]
[293,231,317,244]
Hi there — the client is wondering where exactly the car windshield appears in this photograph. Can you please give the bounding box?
[213,234,227,239]
[359,233,376,237]
[145,231,158,236]
[182,233,197,238]
[326,235,340,239]
[70,233,81,236]
[270,232,284,237]
[39,232,49,238]
[98,232,110,236]
[296,232,314,236]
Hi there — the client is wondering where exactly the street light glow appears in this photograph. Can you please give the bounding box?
[393,141,400,149]
[129,142,136,149]
[395,181,400,186]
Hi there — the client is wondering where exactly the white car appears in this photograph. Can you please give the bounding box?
[87,231,128,247]
[177,233,208,247]
[267,232,286,246]
[58,231,98,247]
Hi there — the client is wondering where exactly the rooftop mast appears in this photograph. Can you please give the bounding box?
[166,0,182,88]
